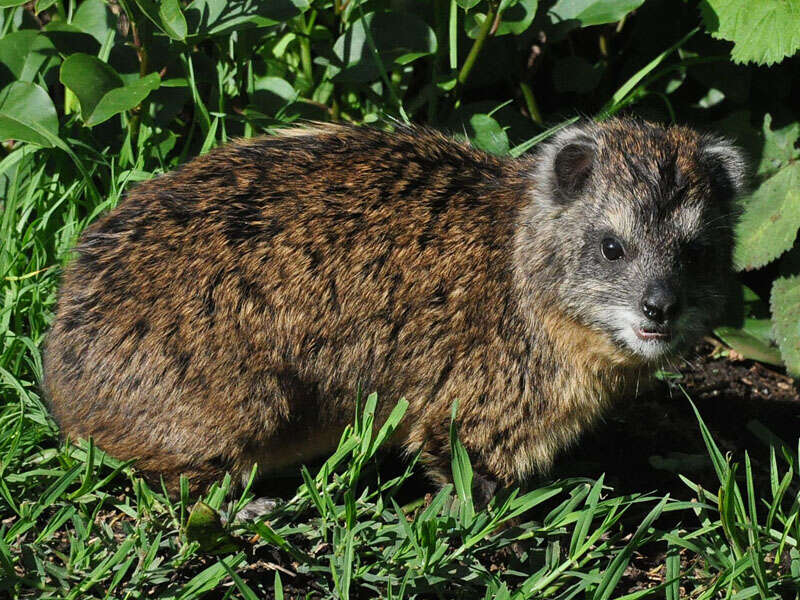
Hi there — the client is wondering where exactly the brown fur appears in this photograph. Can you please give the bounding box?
[42,119,744,495]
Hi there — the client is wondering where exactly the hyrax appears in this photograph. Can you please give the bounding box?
[43,118,745,498]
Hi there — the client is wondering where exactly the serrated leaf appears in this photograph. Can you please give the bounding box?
[735,114,800,270]
[756,113,800,177]
[701,0,800,65]
[549,0,644,26]
[0,81,58,147]
[771,275,800,376]
[734,163,800,270]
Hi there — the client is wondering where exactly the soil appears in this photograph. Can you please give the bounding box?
[558,341,800,494]
[558,341,800,595]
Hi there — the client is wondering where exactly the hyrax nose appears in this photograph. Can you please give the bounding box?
[640,280,678,325]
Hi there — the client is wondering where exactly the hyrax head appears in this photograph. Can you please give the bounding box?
[524,118,746,362]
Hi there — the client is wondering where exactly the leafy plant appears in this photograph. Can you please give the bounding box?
[3,0,800,597]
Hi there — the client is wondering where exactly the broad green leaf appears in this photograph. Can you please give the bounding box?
[41,23,101,56]
[185,0,303,37]
[135,0,188,40]
[0,0,27,6]
[466,0,538,37]
[456,0,482,8]
[734,166,800,270]
[60,54,160,126]
[701,0,800,65]
[251,76,297,114]
[60,53,122,119]
[734,115,800,271]
[756,113,800,177]
[72,0,114,44]
[185,501,240,554]
[0,81,58,147]
[332,12,437,82]
[549,0,644,26]
[0,31,55,84]
[88,73,160,126]
[714,323,783,367]
[159,0,189,40]
[35,0,58,11]
[468,114,510,155]
[771,275,800,376]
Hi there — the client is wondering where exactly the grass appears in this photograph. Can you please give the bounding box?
[0,16,799,597]
[2,147,800,597]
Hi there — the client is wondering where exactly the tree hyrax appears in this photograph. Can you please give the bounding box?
[43,118,745,497]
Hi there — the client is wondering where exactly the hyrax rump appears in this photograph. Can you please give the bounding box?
[44,118,745,496]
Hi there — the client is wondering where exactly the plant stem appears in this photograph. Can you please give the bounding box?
[457,1,498,87]
[299,12,316,89]
[520,81,542,125]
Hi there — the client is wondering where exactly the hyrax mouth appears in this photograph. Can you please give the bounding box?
[633,325,672,342]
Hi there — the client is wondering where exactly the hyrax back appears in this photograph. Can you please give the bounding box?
[44,119,745,494]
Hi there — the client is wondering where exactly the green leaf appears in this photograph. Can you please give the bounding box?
[0,0,28,6]
[714,322,783,367]
[701,0,800,65]
[450,401,475,526]
[170,553,246,600]
[468,114,509,155]
[185,501,240,554]
[159,0,189,40]
[0,81,58,147]
[72,0,114,44]
[60,54,160,126]
[549,0,645,27]
[467,0,538,37]
[456,0,482,9]
[332,11,437,82]
[89,73,161,127]
[185,0,303,37]
[734,168,800,271]
[0,31,56,85]
[136,0,188,40]
[734,114,800,271]
[755,114,800,177]
[500,0,538,34]
[771,275,800,376]
[60,53,121,119]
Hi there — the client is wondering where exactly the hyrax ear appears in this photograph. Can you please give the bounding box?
[699,137,748,201]
[553,137,596,201]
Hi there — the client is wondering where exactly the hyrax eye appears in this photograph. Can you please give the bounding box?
[601,237,625,261]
